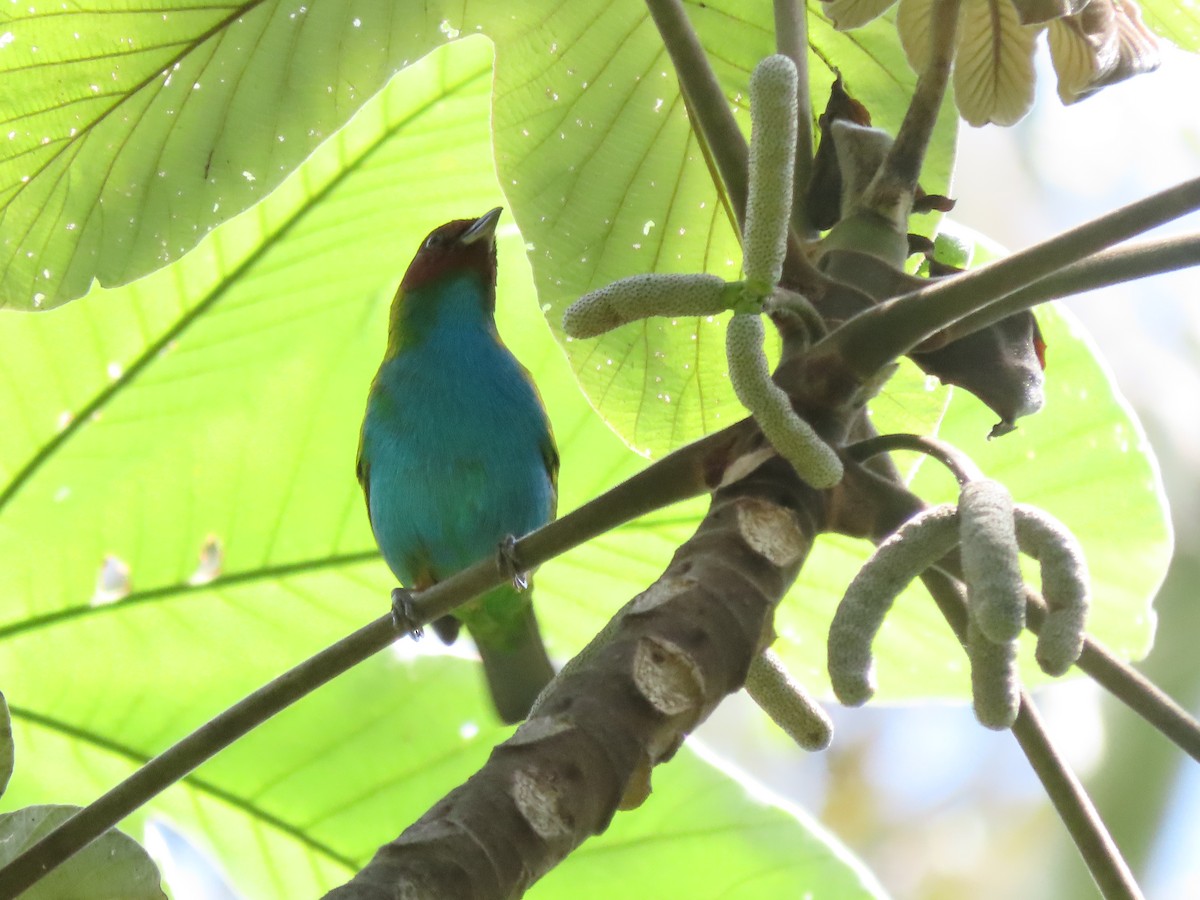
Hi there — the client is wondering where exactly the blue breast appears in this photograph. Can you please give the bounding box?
[361,279,554,587]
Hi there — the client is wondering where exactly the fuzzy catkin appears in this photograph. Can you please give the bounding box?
[1015,504,1090,676]
[828,505,960,706]
[725,313,842,488]
[967,617,1020,730]
[743,55,798,291]
[562,273,731,338]
[745,650,833,751]
[959,480,1026,644]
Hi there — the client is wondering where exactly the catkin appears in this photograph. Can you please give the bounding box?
[828,504,960,706]
[726,313,843,488]
[745,650,833,751]
[959,480,1025,644]
[1014,504,1090,676]
[967,617,1021,730]
[562,273,731,338]
[743,55,798,292]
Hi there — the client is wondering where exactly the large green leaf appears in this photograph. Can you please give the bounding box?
[0,3,1171,894]
[492,2,957,454]
[1,0,955,456]
[0,37,880,898]
[0,0,461,312]
[536,745,887,899]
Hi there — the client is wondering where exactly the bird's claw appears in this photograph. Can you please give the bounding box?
[497,534,529,592]
[390,588,424,639]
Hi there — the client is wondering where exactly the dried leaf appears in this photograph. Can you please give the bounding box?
[808,74,874,230]
[1048,0,1160,104]
[910,310,1046,437]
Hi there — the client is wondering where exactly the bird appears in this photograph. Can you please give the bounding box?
[357,207,558,723]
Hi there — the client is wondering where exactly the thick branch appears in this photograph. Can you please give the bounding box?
[325,459,823,899]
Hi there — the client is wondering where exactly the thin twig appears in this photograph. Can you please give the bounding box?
[0,419,755,898]
[1012,696,1144,900]
[818,176,1200,377]
[919,569,1142,899]
[645,0,750,232]
[862,0,960,222]
[644,0,826,294]
[773,0,815,238]
[844,432,982,485]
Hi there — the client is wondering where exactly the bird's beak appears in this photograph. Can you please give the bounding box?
[460,207,502,246]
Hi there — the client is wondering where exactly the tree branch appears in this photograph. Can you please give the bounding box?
[861,0,960,226]
[1011,697,1144,900]
[325,459,824,898]
[935,232,1200,345]
[817,176,1200,378]
[845,432,982,485]
[645,0,750,232]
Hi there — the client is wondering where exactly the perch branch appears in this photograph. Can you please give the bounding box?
[0,419,763,898]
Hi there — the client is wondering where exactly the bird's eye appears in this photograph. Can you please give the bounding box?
[423,233,444,250]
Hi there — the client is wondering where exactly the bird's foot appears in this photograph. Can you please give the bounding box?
[497,535,529,592]
[390,588,424,639]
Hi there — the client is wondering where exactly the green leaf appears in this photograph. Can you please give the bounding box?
[0,0,469,311]
[1140,1,1200,53]
[0,805,165,899]
[494,2,957,455]
[0,37,877,896]
[2,0,955,456]
[5,662,883,898]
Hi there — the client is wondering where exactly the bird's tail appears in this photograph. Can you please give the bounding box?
[468,587,555,724]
